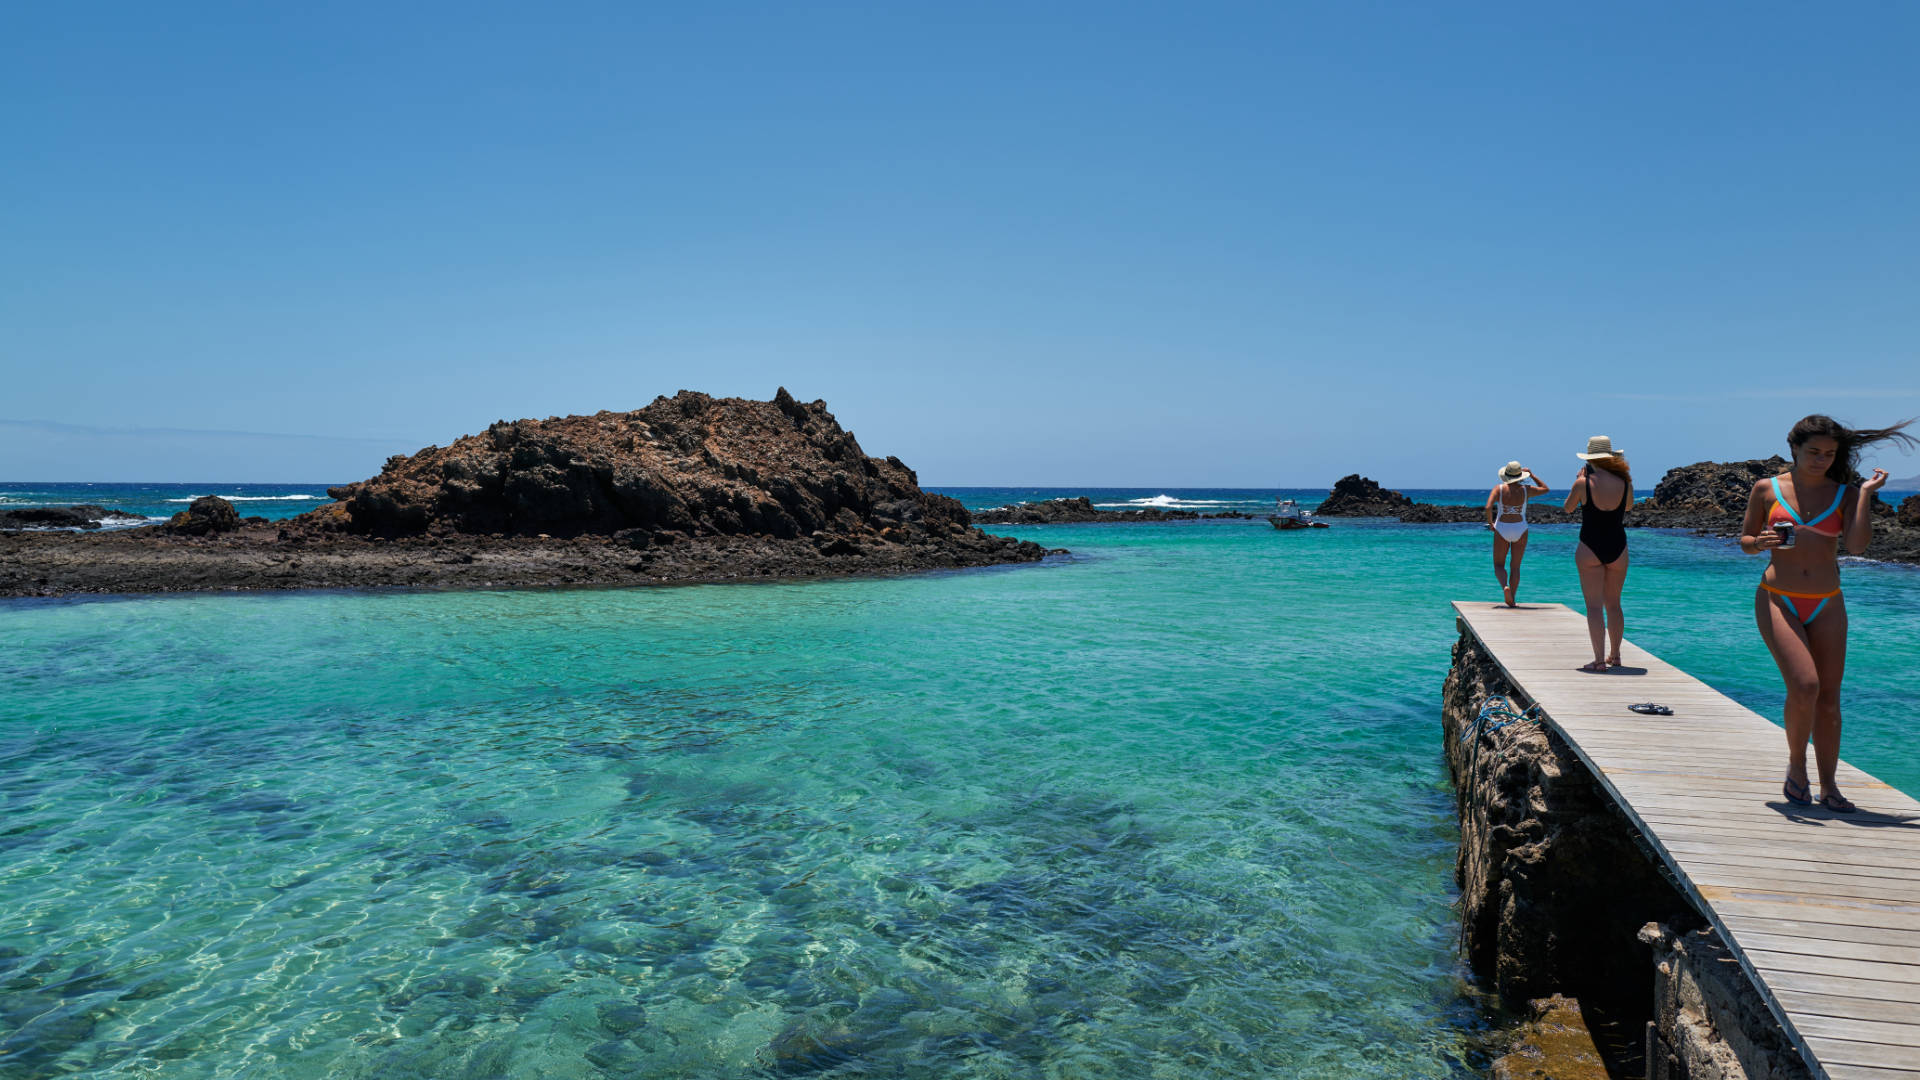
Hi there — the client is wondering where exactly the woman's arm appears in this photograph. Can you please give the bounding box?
[1845,470,1888,555]
[1563,467,1588,513]
[1485,487,1499,529]
[1526,472,1552,498]
[1738,479,1779,555]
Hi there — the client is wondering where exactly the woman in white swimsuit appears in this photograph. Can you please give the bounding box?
[1486,461,1551,607]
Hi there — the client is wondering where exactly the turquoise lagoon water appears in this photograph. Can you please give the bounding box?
[4,495,1918,1079]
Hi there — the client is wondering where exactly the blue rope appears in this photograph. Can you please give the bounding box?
[1460,694,1542,743]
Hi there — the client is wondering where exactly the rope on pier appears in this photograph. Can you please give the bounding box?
[1460,695,1542,744]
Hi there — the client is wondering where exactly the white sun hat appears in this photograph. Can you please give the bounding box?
[1575,435,1622,460]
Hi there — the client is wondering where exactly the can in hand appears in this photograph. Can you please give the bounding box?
[1774,521,1796,548]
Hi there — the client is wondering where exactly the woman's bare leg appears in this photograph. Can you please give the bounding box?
[1492,534,1511,603]
[1575,543,1607,668]
[1755,589,1819,795]
[1601,549,1628,665]
[1506,532,1531,606]
[1804,599,1849,802]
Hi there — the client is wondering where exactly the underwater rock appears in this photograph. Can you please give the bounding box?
[1489,995,1608,1080]
[596,1001,649,1035]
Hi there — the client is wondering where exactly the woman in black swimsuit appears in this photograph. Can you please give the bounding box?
[1564,435,1631,672]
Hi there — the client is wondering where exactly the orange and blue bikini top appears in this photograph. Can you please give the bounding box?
[1768,475,1845,538]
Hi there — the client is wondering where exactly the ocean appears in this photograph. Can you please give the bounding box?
[3,486,1917,1078]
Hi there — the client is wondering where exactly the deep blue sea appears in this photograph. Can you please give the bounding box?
[3,483,1917,1078]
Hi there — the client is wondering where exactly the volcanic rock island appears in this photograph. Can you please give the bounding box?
[0,390,1051,597]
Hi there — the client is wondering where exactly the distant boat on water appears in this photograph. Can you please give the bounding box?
[1268,498,1330,531]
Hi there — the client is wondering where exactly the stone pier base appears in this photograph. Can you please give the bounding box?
[1444,619,1812,1080]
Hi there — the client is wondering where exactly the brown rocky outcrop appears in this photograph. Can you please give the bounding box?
[162,496,242,535]
[0,391,1052,597]
[1641,458,1785,516]
[1901,494,1920,527]
[1313,474,1415,516]
[971,497,1253,524]
[306,389,969,545]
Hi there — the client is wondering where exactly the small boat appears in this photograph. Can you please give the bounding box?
[1268,498,1330,530]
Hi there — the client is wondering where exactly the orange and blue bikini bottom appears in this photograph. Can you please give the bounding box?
[1761,582,1840,626]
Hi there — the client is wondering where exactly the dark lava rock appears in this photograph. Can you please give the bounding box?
[972,496,1253,524]
[1628,457,1785,530]
[163,495,242,535]
[1314,475,1415,517]
[0,506,104,530]
[0,504,147,530]
[305,388,976,546]
[1901,494,1920,527]
[1396,502,1578,525]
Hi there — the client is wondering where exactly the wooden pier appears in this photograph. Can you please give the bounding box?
[1452,601,1920,1080]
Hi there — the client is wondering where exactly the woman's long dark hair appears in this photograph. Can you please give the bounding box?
[1788,415,1918,484]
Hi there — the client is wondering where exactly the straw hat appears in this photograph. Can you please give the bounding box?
[1496,461,1532,483]
[1575,435,1622,461]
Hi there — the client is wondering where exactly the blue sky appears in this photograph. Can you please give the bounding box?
[4,3,1917,486]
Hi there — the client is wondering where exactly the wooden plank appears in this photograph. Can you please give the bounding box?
[1777,989,1920,1028]
[1451,601,1920,1080]
[1801,1033,1920,1071]
[1724,915,1920,950]
[1747,949,1920,987]
[1826,1066,1920,1080]
[1733,929,1920,969]
[1670,840,1920,878]
[1713,895,1920,935]
[1636,816,1920,853]
[1685,866,1920,906]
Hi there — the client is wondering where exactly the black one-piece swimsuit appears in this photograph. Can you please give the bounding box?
[1579,481,1628,564]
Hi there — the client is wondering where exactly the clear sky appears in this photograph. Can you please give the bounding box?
[4,2,1917,486]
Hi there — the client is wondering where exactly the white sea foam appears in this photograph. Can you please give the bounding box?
[163,494,324,503]
[1093,495,1235,509]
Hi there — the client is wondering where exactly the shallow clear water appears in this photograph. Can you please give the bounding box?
[3,511,1916,1078]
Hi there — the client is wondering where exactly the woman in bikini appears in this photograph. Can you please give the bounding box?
[1564,436,1631,672]
[1485,461,1551,607]
[1740,415,1914,812]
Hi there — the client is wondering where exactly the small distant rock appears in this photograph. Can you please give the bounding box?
[0,504,148,531]
[0,507,103,530]
[163,496,242,535]
[1313,475,1415,517]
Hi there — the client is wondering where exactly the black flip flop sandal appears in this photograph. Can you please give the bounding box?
[1627,703,1673,716]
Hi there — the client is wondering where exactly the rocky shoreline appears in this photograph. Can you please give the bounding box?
[0,524,1047,598]
[970,497,1254,524]
[0,391,1051,598]
[1320,466,1920,566]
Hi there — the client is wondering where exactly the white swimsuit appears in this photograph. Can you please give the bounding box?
[1493,488,1528,542]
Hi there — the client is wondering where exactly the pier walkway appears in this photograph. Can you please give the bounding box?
[1452,601,1920,1080]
